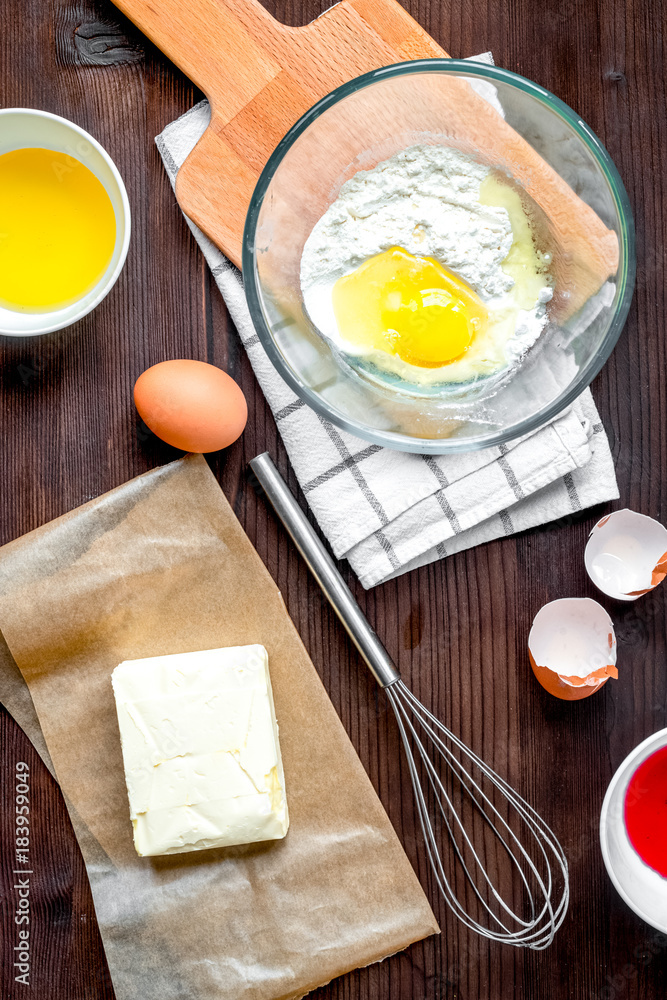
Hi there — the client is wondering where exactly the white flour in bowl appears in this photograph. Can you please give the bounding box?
[300,145,553,386]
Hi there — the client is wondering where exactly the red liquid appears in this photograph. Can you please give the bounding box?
[624,745,667,878]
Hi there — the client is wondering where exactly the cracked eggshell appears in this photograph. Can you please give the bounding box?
[528,598,617,701]
[584,509,667,602]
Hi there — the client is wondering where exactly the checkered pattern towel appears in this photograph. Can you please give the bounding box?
[155,54,619,589]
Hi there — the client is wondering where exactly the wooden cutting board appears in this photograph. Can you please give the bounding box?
[111,0,618,311]
[111,0,447,267]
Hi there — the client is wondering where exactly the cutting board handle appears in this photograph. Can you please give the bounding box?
[113,0,445,118]
[113,0,287,111]
[109,0,448,265]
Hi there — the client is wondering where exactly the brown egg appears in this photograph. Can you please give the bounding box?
[134,360,247,453]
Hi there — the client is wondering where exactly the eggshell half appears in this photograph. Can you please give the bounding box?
[134,360,248,453]
[528,598,617,701]
[584,509,667,602]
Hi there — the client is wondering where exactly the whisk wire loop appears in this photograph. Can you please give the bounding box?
[387,680,568,949]
[388,685,540,935]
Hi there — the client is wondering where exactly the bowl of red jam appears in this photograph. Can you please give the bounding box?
[600,728,667,931]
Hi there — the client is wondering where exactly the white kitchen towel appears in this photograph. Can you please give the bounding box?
[155,54,619,589]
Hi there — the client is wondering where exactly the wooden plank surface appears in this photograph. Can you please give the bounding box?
[1,0,666,997]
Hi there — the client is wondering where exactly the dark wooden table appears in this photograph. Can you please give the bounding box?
[1,0,666,997]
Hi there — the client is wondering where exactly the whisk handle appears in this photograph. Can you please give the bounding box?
[249,453,400,688]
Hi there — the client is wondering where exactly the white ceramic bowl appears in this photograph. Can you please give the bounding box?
[600,727,667,931]
[0,109,131,336]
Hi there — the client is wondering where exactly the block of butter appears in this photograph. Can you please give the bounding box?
[111,644,289,857]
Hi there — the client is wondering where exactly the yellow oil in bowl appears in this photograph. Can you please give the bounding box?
[0,147,116,312]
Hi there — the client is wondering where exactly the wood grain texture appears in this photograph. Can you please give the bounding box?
[0,0,666,998]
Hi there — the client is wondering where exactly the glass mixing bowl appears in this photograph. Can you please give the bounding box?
[243,60,635,454]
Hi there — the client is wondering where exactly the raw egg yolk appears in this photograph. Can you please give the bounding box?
[331,246,488,368]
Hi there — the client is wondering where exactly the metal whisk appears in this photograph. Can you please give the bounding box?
[250,453,569,949]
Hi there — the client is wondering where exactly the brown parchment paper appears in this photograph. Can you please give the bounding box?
[0,454,438,1000]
